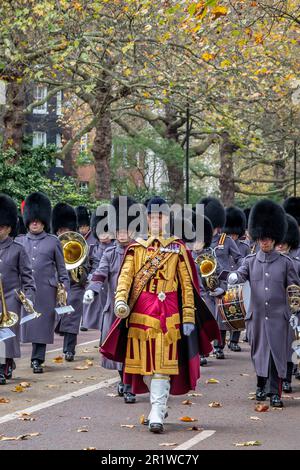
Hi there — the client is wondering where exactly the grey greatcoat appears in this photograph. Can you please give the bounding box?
[286,247,300,363]
[234,250,300,378]
[18,232,69,344]
[87,242,124,370]
[211,233,243,330]
[0,237,36,358]
[82,241,114,330]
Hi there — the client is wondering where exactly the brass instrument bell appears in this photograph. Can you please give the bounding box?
[58,231,89,271]
[0,274,18,328]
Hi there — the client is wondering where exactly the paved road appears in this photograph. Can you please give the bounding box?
[0,335,299,450]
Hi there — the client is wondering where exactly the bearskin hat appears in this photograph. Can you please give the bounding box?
[249,199,287,244]
[0,194,18,237]
[199,197,225,229]
[147,196,169,215]
[283,197,300,226]
[52,203,77,234]
[23,192,52,232]
[224,206,246,238]
[281,214,300,250]
[75,206,91,227]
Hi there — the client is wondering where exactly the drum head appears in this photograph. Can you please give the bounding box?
[242,281,251,313]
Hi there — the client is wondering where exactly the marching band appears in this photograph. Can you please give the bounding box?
[0,191,299,434]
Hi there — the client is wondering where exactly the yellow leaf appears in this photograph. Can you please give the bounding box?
[0,398,10,404]
[235,441,262,447]
[202,52,215,62]
[211,6,228,19]
[220,59,231,68]
[179,416,198,422]
[52,356,63,364]
[206,378,219,384]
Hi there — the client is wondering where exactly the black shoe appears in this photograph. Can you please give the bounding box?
[124,392,136,404]
[80,327,88,332]
[229,342,241,352]
[149,423,164,433]
[216,349,225,359]
[31,360,43,374]
[270,394,283,408]
[0,374,6,385]
[295,371,300,381]
[4,359,16,379]
[282,381,292,393]
[117,382,124,397]
[256,387,267,401]
[200,357,208,366]
[64,352,74,362]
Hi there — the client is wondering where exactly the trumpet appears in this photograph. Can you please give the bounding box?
[58,231,89,283]
[0,274,18,328]
[195,247,219,290]
[15,290,41,319]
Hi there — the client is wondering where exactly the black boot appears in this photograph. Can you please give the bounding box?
[0,374,6,385]
[282,381,292,393]
[4,359,16,379]
[200,357,208,366]
[270,394,283,408]
[64,352,74,362]
[295,370,300,381]
[31,360,43,374]
[216,348,225,359]
[80,326,88,332]
[117,382,124,397]
[229,342,241,352]
[124,392,136,404]
[256,387,267,401]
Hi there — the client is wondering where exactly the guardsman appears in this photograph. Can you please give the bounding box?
[19,192,69,373]
[0,194,36,384]
[84,196,136,403]
[101,197,220,433]
[199,197,243,358]
[228,200,300,408]
[276,213,300,392]
[81,206,114,331]
[224,206,250,351]
[52,203,88,362]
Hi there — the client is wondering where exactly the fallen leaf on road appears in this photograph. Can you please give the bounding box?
[18,416,36,422]
[206,378,219,384]
[85,360,94,366]
[140,415,146,425]
[187,426,204,431]
[69,380,84,384]
[0,398,10,404]
[235,441,262,447]
[107,393,118,398]
[52,356,63,364]
[182,400,193,406]
[159,442,177,447]
[12,385,26,393]
[80,348,93,353]
[179,416,198,422]
[250,416,261,421]
[120,424,136,429]
[80,417,91,420]
[74,365,89,370]
[45,384,59,389]
[209,402,222,408]
[188,393,202,397]
[255,404,269,412]
[0,433,40,441]
[87,376,97,381]
[248,392,256,395]
[293,397,300,400]
[248,396,256,400]
[84,447,97,451]
[64,375,73,379]
[272,407,283,411]
[19,382,31,388]
[77,428,89,433]
[240,374,250,377]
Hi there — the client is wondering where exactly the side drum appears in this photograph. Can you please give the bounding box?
[217,282,250,331]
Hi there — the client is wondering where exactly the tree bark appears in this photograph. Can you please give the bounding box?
[92,107,112,200]
[2,81,26,155]
[273,141,287,198]
[219,131,238,206]
[164,104,184,203]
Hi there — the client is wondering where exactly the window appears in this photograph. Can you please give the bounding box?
[32,85,48,114]
[55,159,63,168]
[80,134,88,152]
[32,131,47,148]
[56,90,62,115]
[79,181,89,191]
[56,133,62,149]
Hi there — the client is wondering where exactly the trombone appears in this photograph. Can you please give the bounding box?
[0,274,18,328]
[58,231,89,283]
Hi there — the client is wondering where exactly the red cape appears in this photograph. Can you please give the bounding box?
[100,239,220,395]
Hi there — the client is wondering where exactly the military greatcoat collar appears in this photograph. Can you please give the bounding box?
[27,231,48,241]
[0,237,13,249]
[256,249,280,263]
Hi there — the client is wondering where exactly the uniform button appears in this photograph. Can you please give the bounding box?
[265,301,269,306]
[265,316,269,320]
[33,246,37,249]
[265,273,269,276]
[32,269,35,273]
[265,287,269,291]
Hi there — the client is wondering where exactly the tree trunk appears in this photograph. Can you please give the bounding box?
[219,131,238,206]
[92,108,112,200]
[273,141,287,199]
[2,81,26,154]
[164,104,184,203]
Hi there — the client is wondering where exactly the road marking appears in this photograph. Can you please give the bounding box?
[174,430,216,450]
[47,339,99,354]
[0,376,119,425]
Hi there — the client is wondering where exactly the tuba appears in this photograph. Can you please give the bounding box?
[195,247,218,290]
[58,231,89,283]
[287,284,300,314]
[0,274,18,328]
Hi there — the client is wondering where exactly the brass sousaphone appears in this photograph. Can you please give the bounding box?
[58,231,89,282]
[0,274,18,328]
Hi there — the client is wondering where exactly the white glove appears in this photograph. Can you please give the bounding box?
[114,300,130,319]
[289,314,299,330]
[228,273,238,285]
[83,289,95,304]
[183,323,195,336]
